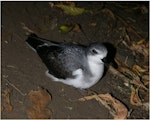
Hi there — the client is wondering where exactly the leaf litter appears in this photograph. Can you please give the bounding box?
[49,2,103,16]
[18,2,148,118]
[86,4,149,113]
[114,29,149,108]
[16,2,149,119]
[100,6,149,109]
[59,23,81,34]
[130,86,142,106]
[2,88,13,112]
[26,87,52,119]
[79,93,128,119]
[55,3,88,16]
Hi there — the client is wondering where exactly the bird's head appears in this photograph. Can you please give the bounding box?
[87,43,108,64]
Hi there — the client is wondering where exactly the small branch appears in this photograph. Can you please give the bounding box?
[3,78,27,96]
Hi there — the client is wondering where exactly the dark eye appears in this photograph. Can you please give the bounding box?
[92,49,98,54]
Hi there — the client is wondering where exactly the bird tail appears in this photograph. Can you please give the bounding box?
[26,34,58,51]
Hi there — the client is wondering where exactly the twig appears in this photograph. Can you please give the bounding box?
[79,93,128,119]
[124,56,128,65]
[21,22,34,34]
[109,65,130,84]
[108,66,148,91]
[3,78,27,96]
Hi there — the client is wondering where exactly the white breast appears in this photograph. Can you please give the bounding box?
[45,61,104,89]
[45,69,85,89]
[86,60,104,87]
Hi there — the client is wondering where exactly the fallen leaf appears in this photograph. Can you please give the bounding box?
[59,25,73,34]
[131,44,149,57]
[72,24,81,32]
[140,5,148,14]
[132,64,147,76]
[21,22,34,34]
[114,58,148,91]
[56,4,88,16]
[143,65,149,72]
[133,64,147,73]
[119,66,136,79]
[2,88,13,112]
[79,93,128,119]
[49,2,54,8]
[130,86,142,106]
[90,22,97,27]
[59,23,81,33]
[136,39,145,45]
[123,39,149,59]
[142,75,149,86]
[26,87,52,119]
[27,107,52,119]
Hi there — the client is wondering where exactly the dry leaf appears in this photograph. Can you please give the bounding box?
[27,107,52,119]
[60,23,81,33]
[28,87,51,108]
[142,75,149,86]
[90,22,97,27]
[130,86,142,106]
[114,58,148,91]
[99,94,128,119]
[119,65,148,91]
[122,39,148,58]
[79,93,128,119]
[27,87,52,119]
[56,4,88,16]
[133,64,147,73]
[49,2,54,8]
[72,24,81,32]
[132,64,147,76]
[2,88,13,112]
[21,22,34,34]
[59,25,73,33]
[136,39,145,45]
[140,5,148,14]
[124,39,149,59]
[143,65,149,72]
[130,44,149,57]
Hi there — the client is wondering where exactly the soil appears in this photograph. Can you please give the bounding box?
[1,1,149,119]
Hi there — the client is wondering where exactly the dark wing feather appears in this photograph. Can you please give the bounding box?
[36,43,87,79]
[26,34,88,79]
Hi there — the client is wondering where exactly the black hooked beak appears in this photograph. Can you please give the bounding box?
[102,57,118,69]
[102,57,107,63]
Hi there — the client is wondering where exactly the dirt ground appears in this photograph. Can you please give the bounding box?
[1,2,149,119]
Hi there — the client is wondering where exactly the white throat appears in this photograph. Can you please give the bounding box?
[88,57,104,84]
[88,59,104,79]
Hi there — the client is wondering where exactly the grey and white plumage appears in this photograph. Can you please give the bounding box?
[26,34,108,89]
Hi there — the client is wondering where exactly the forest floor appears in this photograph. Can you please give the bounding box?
[1,1,149,119]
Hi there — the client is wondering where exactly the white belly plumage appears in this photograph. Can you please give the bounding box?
[45,62,104,89]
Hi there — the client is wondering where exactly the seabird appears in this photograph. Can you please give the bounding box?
[26,34,108,89]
